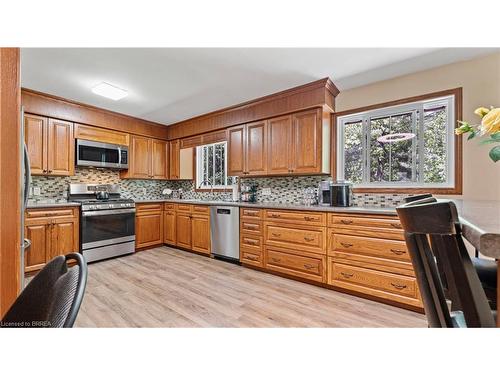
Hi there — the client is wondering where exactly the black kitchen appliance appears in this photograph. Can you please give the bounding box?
[330,181,353,207]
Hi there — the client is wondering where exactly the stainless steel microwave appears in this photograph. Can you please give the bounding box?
[76,139,129,169]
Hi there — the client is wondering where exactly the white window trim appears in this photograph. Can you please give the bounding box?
[196,141,230,190]
[336,95,455,188]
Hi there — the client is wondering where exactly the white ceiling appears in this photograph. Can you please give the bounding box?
[21,48,498,125]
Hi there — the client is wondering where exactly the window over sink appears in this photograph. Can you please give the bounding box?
[335,89,462,194]
[196,141,234,190]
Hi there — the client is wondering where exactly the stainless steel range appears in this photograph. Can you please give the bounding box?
[69,183,135,263]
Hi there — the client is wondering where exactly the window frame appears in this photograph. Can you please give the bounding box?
[332,88,463,195]
[195,141,232,192]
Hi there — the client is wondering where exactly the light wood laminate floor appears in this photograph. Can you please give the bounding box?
[76,246,427,327]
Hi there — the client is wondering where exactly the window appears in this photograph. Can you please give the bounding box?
[196,141,233,189]
[336,93,459,191]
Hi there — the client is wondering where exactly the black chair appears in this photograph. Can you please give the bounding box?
[403,195,497,310]
[397,200,495,327]
[1,253,87,328]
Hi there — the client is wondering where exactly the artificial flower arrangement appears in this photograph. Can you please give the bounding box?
[456,107,500,162]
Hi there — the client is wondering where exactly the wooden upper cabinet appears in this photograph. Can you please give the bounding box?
[246,120,267,175]
[151,139,168,179]
[74,123,129,146]
[267,115,293,175]
[291,109,321,174]
[24,114,47,175]
[169,140,180,179]
[228,125,246,176]
[24,114,74,176]
[130,135,151,179]
[47,118,74,176]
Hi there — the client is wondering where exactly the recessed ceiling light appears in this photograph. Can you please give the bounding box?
[91,82,128,101]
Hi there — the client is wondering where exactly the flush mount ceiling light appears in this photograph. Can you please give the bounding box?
[91,82,128,101]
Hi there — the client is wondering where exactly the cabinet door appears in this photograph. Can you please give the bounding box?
[291,109,321,174]
[267,115,292,174]
[136,211,163,249]
[228,125,246,176]
[47,118,74,176]
[246,120,267,175]
[24,114,47,175]
[179,147,194,180]
[191,215,210,254]
[130,136,152,179]
[163,211,176,246]
[169,140,180,179]
[151,139,168,179]
[25,222,51,272]
[175,214,192,249]
[50,218,79,259]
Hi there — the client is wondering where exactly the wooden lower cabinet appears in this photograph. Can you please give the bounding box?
[240,208,264,267]
[265,246,326,283]
[24,207,79,273]
[135,204,163,249]
[163,210,176,246]
[175,213,192,249]
[191,215,210,254]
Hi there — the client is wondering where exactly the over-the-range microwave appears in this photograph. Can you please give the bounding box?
[76,139,129,169]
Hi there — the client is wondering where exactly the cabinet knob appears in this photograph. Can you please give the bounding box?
[42,169,47,173]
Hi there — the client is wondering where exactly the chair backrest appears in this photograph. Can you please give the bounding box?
[1,253,87,328]
[396,200,495,328]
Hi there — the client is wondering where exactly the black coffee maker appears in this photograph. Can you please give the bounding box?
[330,180,353,207]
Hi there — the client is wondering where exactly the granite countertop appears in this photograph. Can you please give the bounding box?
[26,201,81,209]
[133,198,398,216]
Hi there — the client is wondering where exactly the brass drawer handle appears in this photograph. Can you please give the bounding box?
[340,219,353,225]
[303,264,316,270]
[244,239,258,245]
[243,223,258,229]
[271,233,281,237]
[246,211,258,216]
[340,272,354,278]
[304,237,315,242]
[304,216,315,221]
[340,242,353,248]
[391,283,407,290]
[271,213,281,218]
[245,254,259,261]
[271,257,281,263]
[390,223,402,229]
[390,249,406,255]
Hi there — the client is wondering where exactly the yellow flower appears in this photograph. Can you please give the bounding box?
[474,107,490,118]
[480,108,500,135]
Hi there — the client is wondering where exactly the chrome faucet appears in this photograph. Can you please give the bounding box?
[198,178,215,198]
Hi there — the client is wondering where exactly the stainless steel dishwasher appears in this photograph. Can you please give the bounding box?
[210,206,240,261]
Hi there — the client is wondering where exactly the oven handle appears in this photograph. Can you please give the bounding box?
[82,208,136,217]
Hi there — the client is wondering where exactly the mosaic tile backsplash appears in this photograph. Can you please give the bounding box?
[30,167,410,208]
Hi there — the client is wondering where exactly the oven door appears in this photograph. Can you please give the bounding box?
[76,139,128,169]
[81,208,135,250]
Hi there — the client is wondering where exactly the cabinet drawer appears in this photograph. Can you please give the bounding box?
[136,203,162,215]
[241,208,263,220]
[240,219,263,235]
[26,208,77,220]
[175,204,193,212]
[164,203,175,210]
[265,210,326,226]
[265,224,326,254]
[240,234,262,250]
[240,246,263,267]
[328,214,402,230]
[266,248,325,283]
[329,261,420,303]
[192,205,209,215]
[329,233,410,262]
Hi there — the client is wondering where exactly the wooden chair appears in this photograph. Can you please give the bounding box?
[397,200,495,328]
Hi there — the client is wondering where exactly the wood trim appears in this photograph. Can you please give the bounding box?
[0,48,21,316]
[21,88,169,140]
[332,87,463,195]
[167,78,339,140]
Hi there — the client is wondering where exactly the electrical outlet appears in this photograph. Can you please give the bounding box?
[142,188,147,195]
[262,187,271,196]
[33,187,41,196]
